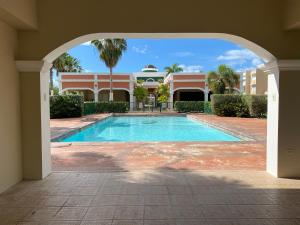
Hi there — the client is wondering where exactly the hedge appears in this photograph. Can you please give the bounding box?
[211,94,267,118]
[174,101,212,113]
[244,95,267,118]
[50,95,84,119]
[84,101,129,115]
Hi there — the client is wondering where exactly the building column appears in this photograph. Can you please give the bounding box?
[94,91,98,102]
[169,80,174,110]
[129,78,134,111]
[17,60,52,180]
[204,83,209,101]
[94,74,98,102]
[239,73,244,93]
[129,92,134,111]
[264,60,300,178]
[58,72,62,94]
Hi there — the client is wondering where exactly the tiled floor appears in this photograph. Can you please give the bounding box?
[1,170,300,224]
[51,114,266,171]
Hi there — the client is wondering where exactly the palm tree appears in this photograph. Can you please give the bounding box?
[207,64,240,94]
[50,53,82,90]
[164,63,183,74]
[91,39,127,101]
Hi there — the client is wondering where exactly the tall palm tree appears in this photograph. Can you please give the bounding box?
[91,39,127,101]
[207,64,240,94]
[164,63,183,74]
[50,53,82,90]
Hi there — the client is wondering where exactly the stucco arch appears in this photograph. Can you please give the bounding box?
[173,87,206,93]
[98,87,130,93]
[61,87,95,93]
[43,33,276,64]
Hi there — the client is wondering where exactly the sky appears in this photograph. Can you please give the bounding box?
[67,38,264,75]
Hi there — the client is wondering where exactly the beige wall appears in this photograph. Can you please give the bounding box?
[1,0,300,193]
[0,0,37,29]
[284,0,300,29]
[243,71,251,95]
[20,72,43,179]
[19,68,51,181]
[278,71,300,177]
[0,21,22,193]
[243,69,267,95]
[17,0,300,61]
[255,69,268,95]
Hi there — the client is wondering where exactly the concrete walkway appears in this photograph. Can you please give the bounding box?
[51,114,266,172]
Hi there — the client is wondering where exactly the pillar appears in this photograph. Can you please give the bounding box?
[58,72,62,94]
[264,60,300,178]
[18,60,52,180]
[129,77,134,111]
[204,83,209,102]
[94,91,98,102]
[129,92,134,111]
[169,80,174,110]
[94,74,98,102]
[239,73,244,93]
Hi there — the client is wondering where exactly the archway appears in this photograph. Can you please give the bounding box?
[61,88,95,102]
[173,88,205,102]
[98,88,130,102]
[36,33,282,179]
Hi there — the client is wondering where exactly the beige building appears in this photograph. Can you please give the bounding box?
[242,69,268,95]
[1,0,300,195]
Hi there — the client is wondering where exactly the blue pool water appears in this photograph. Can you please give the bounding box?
[59,116,240,142]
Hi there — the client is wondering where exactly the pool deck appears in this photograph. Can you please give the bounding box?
[51,113,266,172]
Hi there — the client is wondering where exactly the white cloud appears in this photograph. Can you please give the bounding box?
[81,41,92,46]
[217,49,264,70]
[132,45,149,54]
[217,49,257,61]
[252,58,263,67]
[179,64,203,73]
[172,51,195,57]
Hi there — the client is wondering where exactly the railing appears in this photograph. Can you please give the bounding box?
[129,102,174,112]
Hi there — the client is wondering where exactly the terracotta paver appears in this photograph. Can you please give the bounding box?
[51,113,266,172]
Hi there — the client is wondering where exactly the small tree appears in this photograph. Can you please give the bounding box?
[133,85,148,109]
[157,83,170,110]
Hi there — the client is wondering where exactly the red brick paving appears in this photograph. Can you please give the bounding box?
[51,114,266,172]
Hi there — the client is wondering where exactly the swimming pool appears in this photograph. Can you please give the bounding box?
[58,116,240,142]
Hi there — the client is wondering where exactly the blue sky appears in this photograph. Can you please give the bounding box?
[67,38,263,73]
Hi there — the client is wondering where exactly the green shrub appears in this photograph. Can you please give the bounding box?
[83,101,129,115]
[244,95,267,118]
[204,102,212,114]
[211,94,250,117]
[83,102,97,115]
[211,94,267,118]
[174,101,211,113]
[50,95,84,119]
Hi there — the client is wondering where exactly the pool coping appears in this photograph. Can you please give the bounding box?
[51,114,113,142]
[52,113,255,143]
[187,115,255,142]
